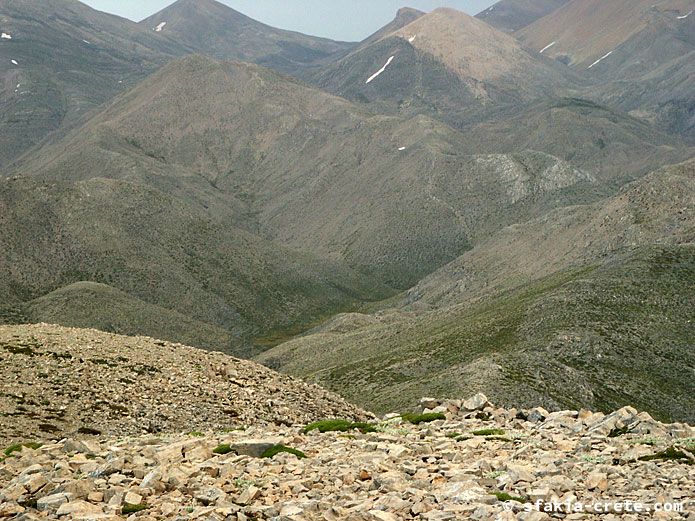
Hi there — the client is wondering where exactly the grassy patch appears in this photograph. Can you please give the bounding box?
[122,503,148,514]
[188,431,204,437]
[302,419,376,434]
[212,444,235,455]
[4,442,42,457]
[261,445,306,459]
[494,491,528,503]
[472,428,506,436]
[401,412,446,425]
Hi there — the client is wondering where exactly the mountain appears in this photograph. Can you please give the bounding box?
[2,55,634,354]
[0,0,191,168]
[517,0,692,68]
[307,7,575,129]
[476,0,571,33]
[517,0,695,138]
[0,323,367,444]
[359,7,426,47]
[257,159,695,422]
[140,0,353,74]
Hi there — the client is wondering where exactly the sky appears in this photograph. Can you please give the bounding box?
[81,0,498,41]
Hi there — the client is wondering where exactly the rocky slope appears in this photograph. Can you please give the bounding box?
[0,324,368,447]
[1,395,692,520]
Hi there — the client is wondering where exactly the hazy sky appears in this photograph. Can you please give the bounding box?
[81,0,498,41]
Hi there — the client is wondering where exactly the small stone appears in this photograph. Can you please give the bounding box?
[586,472,608,491]
[237,485,261,505]
[37,493,72,512]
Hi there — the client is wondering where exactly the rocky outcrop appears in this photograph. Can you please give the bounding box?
[0,324,368,446]
[1,395,692,520]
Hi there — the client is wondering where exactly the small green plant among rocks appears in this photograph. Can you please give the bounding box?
[401,412,446,425]
[261,445,307,459]
[472,428,506,436]
[122,503,148,514]
[638,447,694,464]
[188,431,204,437]
[4,442,42,457]
[302,419,376,434]
[494,491,529,503]
[212,444,235,455]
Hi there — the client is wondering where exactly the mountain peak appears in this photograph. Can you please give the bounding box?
[390,6,544,82]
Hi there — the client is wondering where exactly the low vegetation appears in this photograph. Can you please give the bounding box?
[401,412,446,425]
[261,445,307,459]
[212,444,235,455]
[122,503,149,514]
[494,491,529,503]
[472,428,506,436]
[302,419,377,434]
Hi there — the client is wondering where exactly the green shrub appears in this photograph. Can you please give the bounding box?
[188,431,204,437]
[122,503,148,514]
[638,447,694,464]
[494,491,528,503]
[261,445,306,459]
[4,442,42,457]
[401,412,446,425]
[472,428,506,436]
[212,444,235,455]
[302,419,376,434]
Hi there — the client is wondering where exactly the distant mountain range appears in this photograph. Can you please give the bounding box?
[0,0,692,421]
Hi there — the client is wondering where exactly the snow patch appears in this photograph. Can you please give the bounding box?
[408,35,416,43]
[82,39,91,44]
[366,56,395,84]
[539,41,556,54]
[677,10,692,19]
[1,32,11,40]
[398,147,406,151]
[11,59,17,65]
[154,22,167,32]
[587,50,613,69]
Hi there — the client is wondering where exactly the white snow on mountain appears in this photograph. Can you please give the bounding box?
[366,56,395,84]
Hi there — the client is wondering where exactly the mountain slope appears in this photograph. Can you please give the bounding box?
[257,160,695,422]
[476,0,571,33]
[517,0,692,68]
[140,0,352,74]
[515,0,694,140]
[0,0,191,168]
[12,55,603,289]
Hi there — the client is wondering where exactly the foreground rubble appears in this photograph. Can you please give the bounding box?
[1,395,693,520]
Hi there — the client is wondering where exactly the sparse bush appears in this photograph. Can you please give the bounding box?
[638,447,694,464]
[302,419,376,434]
[472,428,506,436]
[401,412,446,425]
[3,442,42,457]
[261,445,306,459]
[122,503,148,514]
[212,444,235,455]
[494,491,528,503]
